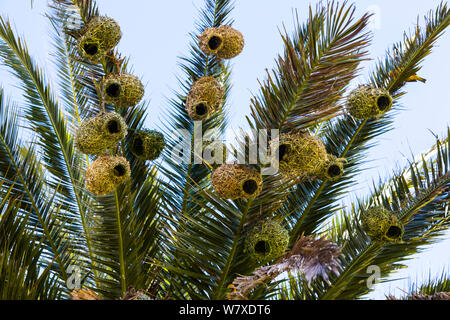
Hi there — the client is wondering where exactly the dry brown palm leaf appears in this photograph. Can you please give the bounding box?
[227,234,341,300]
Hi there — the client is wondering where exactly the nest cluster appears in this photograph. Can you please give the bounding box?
[75,112,128,156]
[130,129,166,161]
[101,73,145,107]
[186,25,243,121]
[212,163,263,200]
[199,26,244,59]
[75,113,165,194]
[361,206,404,242]
[86,156,131,195]
[186,76,224,121]
[72,17,166,195]
[244,219,289,264]
[78,16,122,63]
[347,85,393,120]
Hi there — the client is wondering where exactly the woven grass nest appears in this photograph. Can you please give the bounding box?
[78,16,122,63]
[85,156,131,195]
[347,85,393,120]
[186,76,224,121]
[271,132,328,178]
[75,112,127,156]
[199,25,244,59]
[129,129,165,161]
[101,73,144,107]
[361,206,404,242]
[244,219,289,264]
[212,163,262,200]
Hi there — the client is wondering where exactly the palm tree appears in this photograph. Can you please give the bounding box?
[0,0,448,300]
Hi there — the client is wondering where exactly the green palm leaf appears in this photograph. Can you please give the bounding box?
[159,0,233,218]
[248,1,371,131]
[0,88,76,286]
[0,189,62,300]
[387,273,450,299]
[283,129,449,300]
[287,2,450,242]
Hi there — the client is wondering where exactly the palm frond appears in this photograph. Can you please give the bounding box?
[0,88,77,285]
[371,2,450,96]
[248,1,371,132]
[0,190,63,300]
[159,185,253,299]
[48,0,108,119]
[286,2,450,241]
[161,0,371,301]
[159,0,233,218]
[156,1,236,299]
[88,167,164,299]
[387,272,450,299]
[0,17,86,209]
[295,129,450,300]
[42,0,165,299]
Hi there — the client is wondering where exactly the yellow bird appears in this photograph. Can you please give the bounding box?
[405,74,427,83]
[389,69,427,83]
[227,284,237,293]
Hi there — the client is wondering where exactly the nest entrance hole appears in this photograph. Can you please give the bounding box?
[107,120,120,134]
[327,164,342,178]
[208,36,222,51]
[377,95,391,111]
[195,103,208,116]
[113,164,127,177]
[242,179,258,195]
[254,240,270,255]
[278,144,291,162]
[83,43,98,56]
[255,240,270,255]
[133,136,144,156]
[386,225,402,239]
[106,83,121,98]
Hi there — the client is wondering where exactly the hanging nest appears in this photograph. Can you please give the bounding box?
[101,73,145,107]
[77,16,122,62]
[202,141,227,169]
[212,163,262,200]
[361,206,404,242]
[199,26,244,59]
[129,129,165,161]
[199,27,224,54]
[270,132,328,178]
[216,26,245,59]
[85,156,131,195]
[75,112,128,156]
[186,76,224,121]
[244,219,289,264]
[347,85,393,120]
[318,155,346,181]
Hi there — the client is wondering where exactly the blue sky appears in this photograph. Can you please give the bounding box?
[0,0,449,299]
